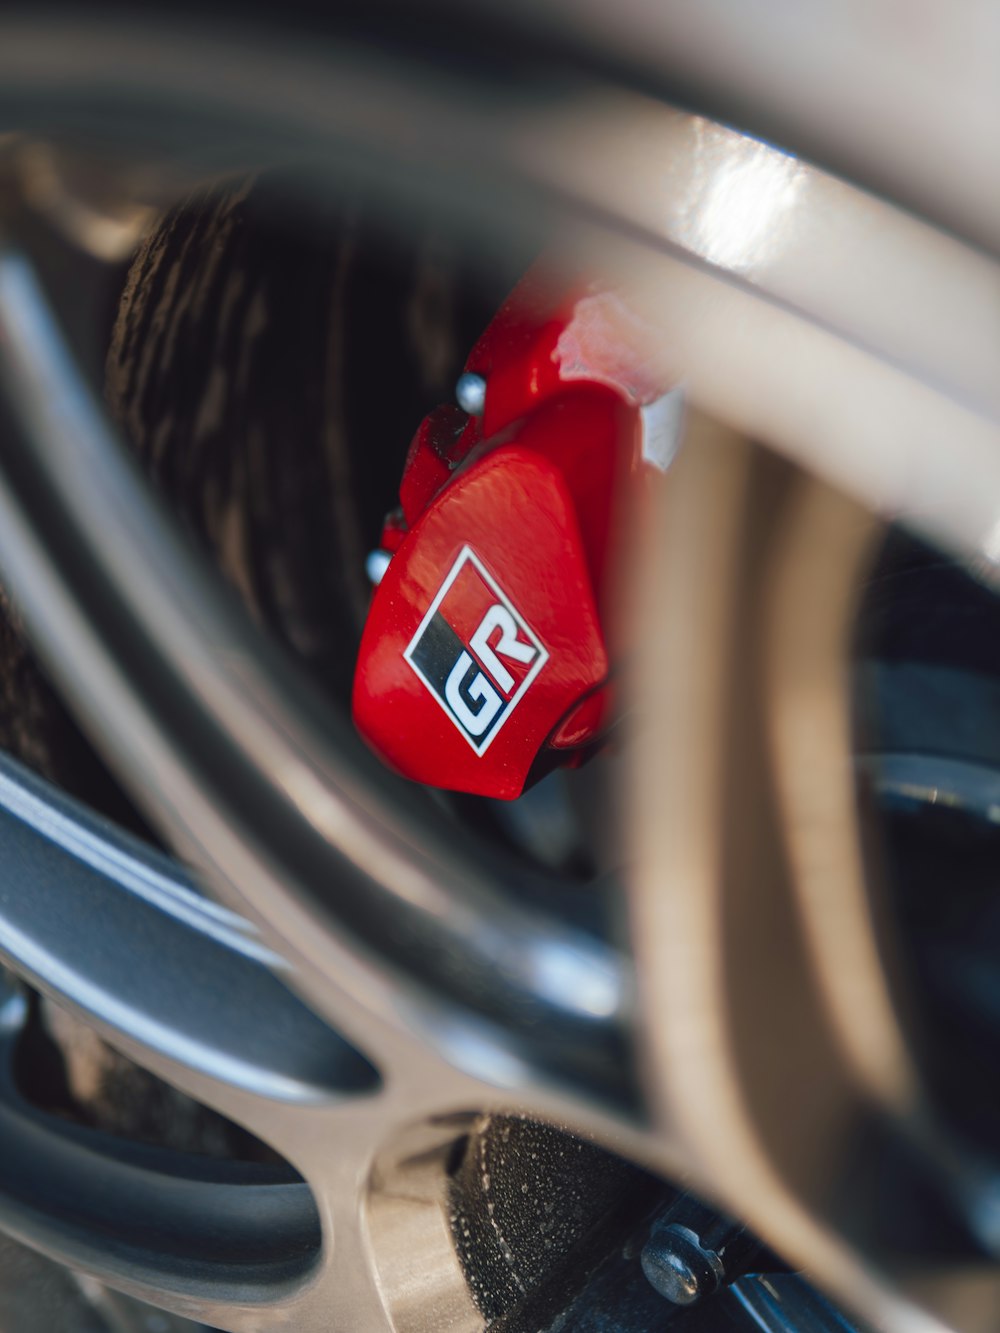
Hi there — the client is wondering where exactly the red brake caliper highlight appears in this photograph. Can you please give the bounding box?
[352,266,676,799]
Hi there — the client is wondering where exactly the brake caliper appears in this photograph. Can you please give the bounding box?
[352,267,678,798]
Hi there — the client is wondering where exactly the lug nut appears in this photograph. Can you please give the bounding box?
[640,1222,725,1307]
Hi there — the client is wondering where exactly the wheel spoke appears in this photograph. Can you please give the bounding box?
[0,752,640,1331]
[630,415,1000,1333]
[0,248,635,1123]
[0,752,376,1118]
[0,762,485,1331]
[0,22,993,1328]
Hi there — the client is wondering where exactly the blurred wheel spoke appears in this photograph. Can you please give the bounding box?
[631,414,1000,1332]
[0,752,377,1125]
[0,247,635,1123]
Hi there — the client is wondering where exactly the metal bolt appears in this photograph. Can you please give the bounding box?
[640,1223,724,1307]
[365,550,392,586]
[455,372,487,416]
[0,966,27,1035]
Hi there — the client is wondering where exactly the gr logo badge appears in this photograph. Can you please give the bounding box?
[405,546,549,753]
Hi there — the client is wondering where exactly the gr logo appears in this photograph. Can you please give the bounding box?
[404,547,549,753]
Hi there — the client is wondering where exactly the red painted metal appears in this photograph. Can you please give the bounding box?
[352,265,668,798]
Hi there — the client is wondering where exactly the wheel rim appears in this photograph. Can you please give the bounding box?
[0,10,993,1332]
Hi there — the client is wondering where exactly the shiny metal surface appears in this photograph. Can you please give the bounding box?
[863,754,1000,822]
[455,371,487,416]
[0,16,993,571]
[630,419,998,1333]
[0,248,635,1113]
[0,8,992,1332]
[365,549,392,586]
[640,1222,723,1307]
[491,0,1000,255]
[730,1273,868,1333]
[0,756,523,1330]
[858,659,1000,819]
[0,751,655,1331]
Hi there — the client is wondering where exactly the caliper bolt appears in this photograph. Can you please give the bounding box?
[640,1222,725,1307]
[455,371,487,416]
[365,549,392,586]
[0,966,27,1035]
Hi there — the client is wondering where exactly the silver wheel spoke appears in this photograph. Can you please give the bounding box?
[0,753,377,1119]
[0,249,636,1128]
[0,14,993,1330]
[0,760,492,1330]
[631,416,1000,1333]
[0,753,649,1330]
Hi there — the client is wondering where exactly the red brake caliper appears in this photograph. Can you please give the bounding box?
[352,265,677,799]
